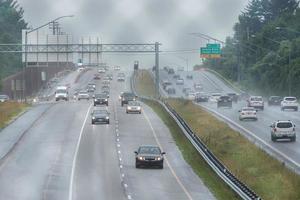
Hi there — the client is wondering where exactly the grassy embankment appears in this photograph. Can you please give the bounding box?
[135,69,300,200]
[0,102,28,129]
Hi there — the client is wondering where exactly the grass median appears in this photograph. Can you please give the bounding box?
[135,69,300,200]
[0,102,28,129]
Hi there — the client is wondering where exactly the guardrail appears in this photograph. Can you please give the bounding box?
[130,74,261,200]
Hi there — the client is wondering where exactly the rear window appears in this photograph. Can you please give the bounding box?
[285,97,296,101]
[250,97,262,101]
[277,122,293,128]
[243,108,254,111]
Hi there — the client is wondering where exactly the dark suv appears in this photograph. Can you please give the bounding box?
[94,93,108,106]
[134,145,165,169]
[217,95,232,108]
[268,96,282,106]
[121,92,136,106]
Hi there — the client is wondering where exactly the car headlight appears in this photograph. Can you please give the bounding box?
[105,99,108,101]
[156,157,162,161]
[106,116,109,119]
[137,107,141,110]
[138,156,144,160]
[128,106,132,109]
[92,117,95,120]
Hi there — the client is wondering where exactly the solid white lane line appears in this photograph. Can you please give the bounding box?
[68,103,93,200]
[142,109,193,200]
[201,104,300,169]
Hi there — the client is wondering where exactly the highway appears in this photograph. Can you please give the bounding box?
[159,69,300,173]
[0,68,215,200]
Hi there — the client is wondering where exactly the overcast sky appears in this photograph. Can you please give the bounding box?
[17,0,249,69]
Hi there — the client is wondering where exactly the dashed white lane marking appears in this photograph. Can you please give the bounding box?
[68,103,93,200]
[142,109,193,200]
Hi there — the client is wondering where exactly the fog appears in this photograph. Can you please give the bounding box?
[17,0,249,69]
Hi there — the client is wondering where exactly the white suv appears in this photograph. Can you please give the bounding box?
[247,96,264,110]
[281,97,298,111]
[239,107,257,121]
[270,120,296,142]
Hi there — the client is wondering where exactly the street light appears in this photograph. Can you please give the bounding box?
[23,15,74,102]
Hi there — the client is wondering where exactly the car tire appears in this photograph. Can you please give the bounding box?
[107,120,110,124]
[295,108,298,111]
[291,136,296,142]
[139,111,142,114]
[121,103,124,107]
[271,134,276,142]
[78,99,80,101]
[94,104,96,106]
[135,163,139,168]
[159,164,163,169]
[92,121,94,125]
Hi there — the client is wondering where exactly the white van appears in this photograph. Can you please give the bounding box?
[55,86,69,101]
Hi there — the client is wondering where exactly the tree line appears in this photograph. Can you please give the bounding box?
[205,0,300,97]
[0,0,27,89]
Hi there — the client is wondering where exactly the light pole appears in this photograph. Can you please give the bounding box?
[23,15,74,102]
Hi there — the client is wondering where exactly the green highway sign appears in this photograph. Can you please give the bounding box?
[200,43,221,58]
[207,43,220,49]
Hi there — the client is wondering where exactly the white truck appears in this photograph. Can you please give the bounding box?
[55,86,69,101]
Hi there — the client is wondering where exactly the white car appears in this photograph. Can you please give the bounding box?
[270,120,296,142]
[114,66,121,71]
[126,101,142,114]
[247,96,264,110]
[186,91,198,100]
[0,94,9,102]
[176,78,184,85]
[209,93,222,103]
[194,83,203,91]
[98,68,106,73]
[78,91,90,100]
[281,97,298,111]
[239,107,257,121]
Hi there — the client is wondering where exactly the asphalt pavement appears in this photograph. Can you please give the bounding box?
[159,68,300,173]
[0,67,215,200]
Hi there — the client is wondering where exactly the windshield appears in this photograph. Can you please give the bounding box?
[95,94,106,98]
[93,110,108,115]
[139,146,161,154]
[56,90,67,93]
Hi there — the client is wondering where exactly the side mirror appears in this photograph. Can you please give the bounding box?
[161,152,166,155]
[270,125,273,128]
[134,151,138,154]
[238,110,241,112]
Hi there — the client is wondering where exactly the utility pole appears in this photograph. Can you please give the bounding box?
[155,42,160,98]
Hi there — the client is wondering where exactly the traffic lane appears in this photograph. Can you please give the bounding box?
[73,72,126,200]
[0,101,90,200]
[0,103,51,159]
[73,106,125,200]
[116,101,215,200]
[200,100,300,167]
